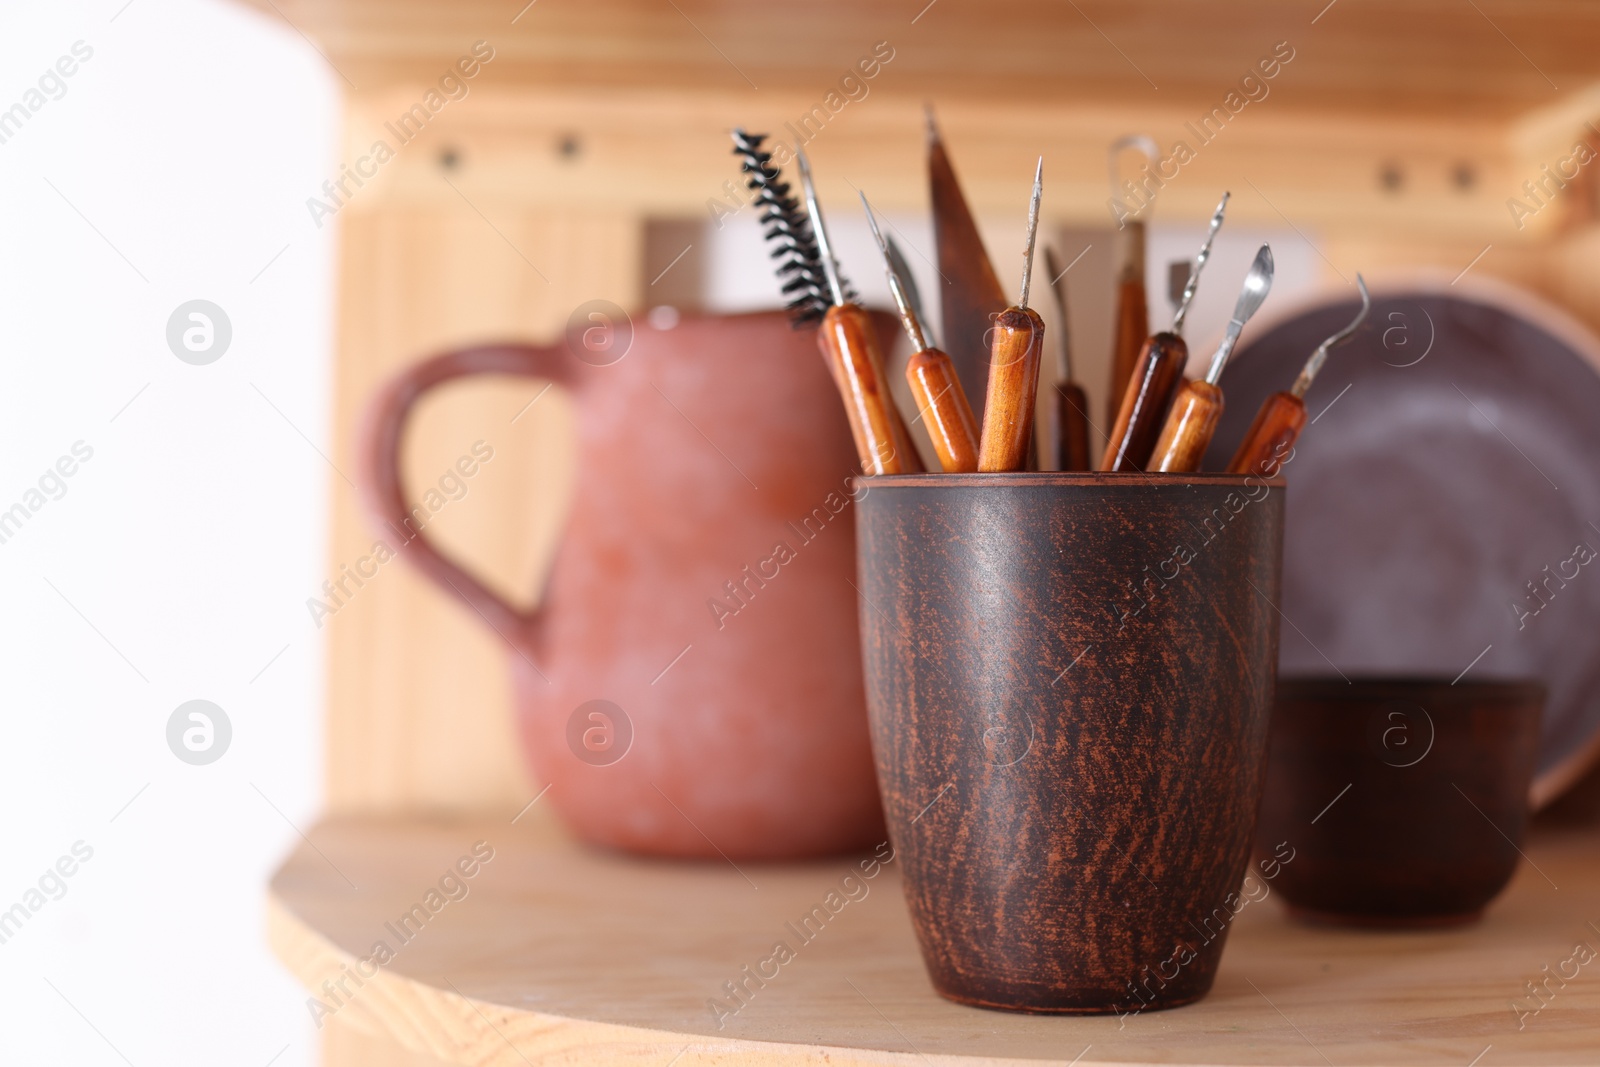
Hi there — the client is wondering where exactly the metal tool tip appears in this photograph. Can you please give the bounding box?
[925,104,940,145]
[860,191,888,250]
[1018,158,1044,309]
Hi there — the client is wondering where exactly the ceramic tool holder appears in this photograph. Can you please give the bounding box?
[855,472,1284,1013]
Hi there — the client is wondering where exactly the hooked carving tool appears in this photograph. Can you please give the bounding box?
[1227,275,1370,476]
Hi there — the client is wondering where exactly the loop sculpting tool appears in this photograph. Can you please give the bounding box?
[1226,274,1370,476]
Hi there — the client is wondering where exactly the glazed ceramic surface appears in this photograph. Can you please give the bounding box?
[362,311,894,858]
[857,472,1284,1013]
[1210,285,1600,806]
[1258,676,1544,926]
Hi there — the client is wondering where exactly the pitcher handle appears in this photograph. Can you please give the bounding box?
[358,342,581,648]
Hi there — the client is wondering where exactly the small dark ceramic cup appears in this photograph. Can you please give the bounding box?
[1257,676,1545,927]
[855,472,1285,1014]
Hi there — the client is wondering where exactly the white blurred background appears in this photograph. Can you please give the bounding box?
[0,1,334,1063]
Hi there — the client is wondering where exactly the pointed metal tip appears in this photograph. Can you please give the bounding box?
[860,191,889,252]
[1018,158,1045,309]
[925,103,940,145]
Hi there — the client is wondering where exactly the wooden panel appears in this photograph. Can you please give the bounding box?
[241,0,1600,121]
[271,814,1600,1065]
[323,205,640,813]
[337,87,1523,238]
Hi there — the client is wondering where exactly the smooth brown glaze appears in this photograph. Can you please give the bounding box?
[1052,381,1093,471]
[1100,332,1187,472]
[905,346,980,473]
[857,472,1285,1013]
[360,310,892,859]
[1150,379,1224,473]
[977,307,1045,472]
[1258,676,1544,926]
[1226,391,1307,476]
[819,303,923,475]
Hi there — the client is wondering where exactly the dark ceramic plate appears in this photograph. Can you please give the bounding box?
[1205,280,1600,807]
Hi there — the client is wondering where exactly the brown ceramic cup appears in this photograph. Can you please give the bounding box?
[856,472,1285,1014]
[1257,676,1545,927]
[360,311,897,860]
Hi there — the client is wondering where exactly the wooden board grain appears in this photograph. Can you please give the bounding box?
[322,207,639,814]
[269,813,1600,1065]
[238,0,1600,123]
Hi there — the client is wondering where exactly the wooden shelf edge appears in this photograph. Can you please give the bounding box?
[267,814,1600,1067]
[267,884,971,1067]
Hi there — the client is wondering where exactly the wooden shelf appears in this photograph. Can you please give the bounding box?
[270,812,1600,1065]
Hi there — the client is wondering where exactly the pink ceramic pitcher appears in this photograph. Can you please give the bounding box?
[359,310,891,859]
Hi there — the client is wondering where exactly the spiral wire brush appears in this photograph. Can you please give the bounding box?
[731,130,855,328]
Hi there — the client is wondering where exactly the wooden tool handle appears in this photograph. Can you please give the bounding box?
[1106,274,1149,427]
[905,347,980,473]
[1099,332,1187,472]
[1226,391,1306,476]
[819,304,923,475]
[977,307,1045,473]
[1052,382,1092,472]
[1149,379,1224,473]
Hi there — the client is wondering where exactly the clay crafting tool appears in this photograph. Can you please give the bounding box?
[732,130,920,474]
[863,193,980,473]
[1227,275,1370,476]
[977,158,1046,473]
[1099,191,1230,472]
[795,148,923,474]
[1148,243,1276,473]
[1105,135,1160,425]
[884,234,930,345]
[927,106,1008,420]
[1042,246,1091,471]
